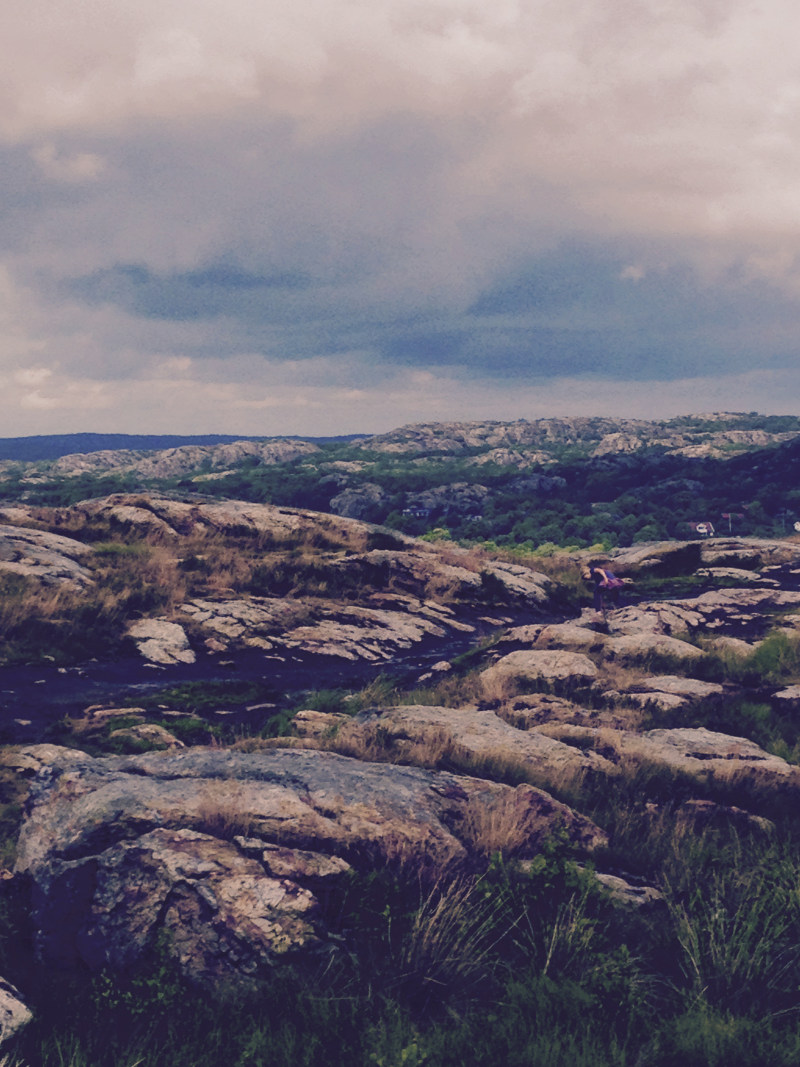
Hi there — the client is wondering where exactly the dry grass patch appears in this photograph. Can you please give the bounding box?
[457,790,539,859]
[193,782,256,841]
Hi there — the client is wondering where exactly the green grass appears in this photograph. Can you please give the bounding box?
[122,679,271,715]
[9,836,800,1067]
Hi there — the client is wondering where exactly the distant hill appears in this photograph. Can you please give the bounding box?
[0,432,363,462]
[3,415,800,548]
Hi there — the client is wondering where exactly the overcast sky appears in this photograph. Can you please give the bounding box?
[2,0,800,436]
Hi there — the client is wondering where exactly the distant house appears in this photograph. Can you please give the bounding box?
[694,521,715,537]
[402,507,431,519]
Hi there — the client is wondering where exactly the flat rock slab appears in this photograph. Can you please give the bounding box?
[610,588,800,641]
[0,524,93,586]
[127,618,196,665]
[356,704,613,788]
[181,596,472,662]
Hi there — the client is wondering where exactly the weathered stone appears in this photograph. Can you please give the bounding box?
[620,727,798,786]
[14,744,605,983]
[479,561,554,605]
[253,842,352,884]
[109,723,185,749]
[481,650,598,694]
[50,827,320,979]
[0,524,93,586]
[592,872,664,909]
[127,618,195,665]
[0,975,32,1046]
[519,724,800,795]
[182,594,474,662]
[604,633,706,663]
[352,704,612,814]
[532,623,609,652]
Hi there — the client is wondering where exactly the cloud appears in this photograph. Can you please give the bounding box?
[2,1,800,434]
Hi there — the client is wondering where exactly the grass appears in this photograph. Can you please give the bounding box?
[7,776,800,1065]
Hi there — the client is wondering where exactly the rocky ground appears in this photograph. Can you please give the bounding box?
[2,497,800,1045]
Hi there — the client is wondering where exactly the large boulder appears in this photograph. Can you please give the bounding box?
[13,745,604,984]
[481,650,598,696]
[604,633,706,664]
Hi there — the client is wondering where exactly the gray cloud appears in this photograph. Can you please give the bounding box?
[2,0,800,434]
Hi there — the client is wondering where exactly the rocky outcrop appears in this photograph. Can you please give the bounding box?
[0,524,93,586]
[50,440,319,480]
[328,483,393,520]
[179,595,472,663]
[406,482,490,515]
[72,495,373,544]
[617,727,799,789]
[344,704,613,785]
[13,744,604,984]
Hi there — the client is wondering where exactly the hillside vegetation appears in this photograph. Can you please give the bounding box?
[3,413,800,551]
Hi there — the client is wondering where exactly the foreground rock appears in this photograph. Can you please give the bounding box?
[0,976,32,1047]
[13,745,605,984]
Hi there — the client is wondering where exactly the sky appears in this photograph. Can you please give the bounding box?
[3,0,800,437]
